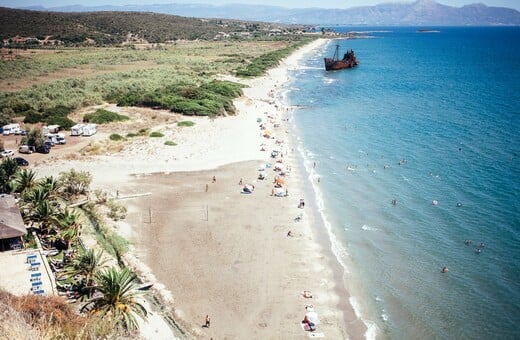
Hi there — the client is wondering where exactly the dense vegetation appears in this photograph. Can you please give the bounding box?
[0,7,306,45]
[0,39,308,125]
[236,39,310,76]
[83,108,129,124]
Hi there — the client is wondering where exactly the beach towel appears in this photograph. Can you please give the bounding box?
[309,332,325,338]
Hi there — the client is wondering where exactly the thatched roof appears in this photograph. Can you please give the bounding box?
[0,195,27,239]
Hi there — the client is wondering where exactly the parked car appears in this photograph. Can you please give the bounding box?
[0,150,15,158]
[44,140,54,148]
[36,145,50,154]
[18,145,35,154]
[15,157,29,166]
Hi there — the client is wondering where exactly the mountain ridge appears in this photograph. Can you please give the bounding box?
[17,0,520,26]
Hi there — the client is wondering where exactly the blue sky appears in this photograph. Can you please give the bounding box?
[1,0,519,11]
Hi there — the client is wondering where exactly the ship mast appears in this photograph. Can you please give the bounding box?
[333,44,340,61]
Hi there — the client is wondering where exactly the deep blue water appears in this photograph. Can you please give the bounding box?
[285,27,520,339]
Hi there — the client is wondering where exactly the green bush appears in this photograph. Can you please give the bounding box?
[45,116,75,129]
[126,132,138,138]
[177,120,195,127]
[109,133,125,141]
[83,109,129,124]
[164,140,177,146]
[23,109,44,124]
[149,131,164,137]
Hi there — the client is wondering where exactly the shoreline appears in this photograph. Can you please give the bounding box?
[32,38,368,339]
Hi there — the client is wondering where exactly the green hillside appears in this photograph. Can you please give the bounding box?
[0,7,303,45]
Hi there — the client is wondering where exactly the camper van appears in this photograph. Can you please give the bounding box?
[82,124,97,137]
[70,124,85,136]
[2,123,21,135]
[42,125,60,135]
[47,133,66,144]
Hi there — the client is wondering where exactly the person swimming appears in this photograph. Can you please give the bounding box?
[442,266,449,273]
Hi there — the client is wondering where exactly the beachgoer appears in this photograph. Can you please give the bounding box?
[298,199,305,209]
[313,162,316,168]
[442,266,449,273]
[391,199,397,206]
[317,177,320,183]
[476,248,481,254]
[287,231,293,237]
[303,290,313,298]
[480,242,485,248]
[239,178,243,185]
[464,240,472,245]
[212,176,216,183]
[432,200,439,206]
[205,184,209,192]
[456,202,463,207]
[205,315,210,328]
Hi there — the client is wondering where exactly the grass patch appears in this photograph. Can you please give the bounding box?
[177,120,195,127]
[83,108,129,124]
[164,140,177,146]
[109,133,125,141]
[149,131,164,137]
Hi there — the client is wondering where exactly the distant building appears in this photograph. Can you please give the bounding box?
[0,194,26,251]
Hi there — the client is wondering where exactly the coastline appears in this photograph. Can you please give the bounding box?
[33,38,368,339]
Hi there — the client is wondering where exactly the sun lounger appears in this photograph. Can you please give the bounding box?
[26,254,37,263]
[29,262,41,271]
[31,281,43,291]
[30,272,42,281]
[33,289,45,295]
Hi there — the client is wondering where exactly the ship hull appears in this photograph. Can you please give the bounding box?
[324,58,358,71]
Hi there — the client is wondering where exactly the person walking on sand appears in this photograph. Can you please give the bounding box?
[205,315,210,328]
[212,176,216,183]
[205,184,209,192]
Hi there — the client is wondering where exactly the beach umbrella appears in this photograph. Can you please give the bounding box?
[305,311,320,325]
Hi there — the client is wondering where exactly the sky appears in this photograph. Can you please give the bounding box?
[1,0,519,11]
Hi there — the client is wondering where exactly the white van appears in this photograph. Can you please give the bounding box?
[70,124,85,136]
[2,123,20,135]
[82,124,97,137]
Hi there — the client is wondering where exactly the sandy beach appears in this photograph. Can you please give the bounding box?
[34,38,367,339]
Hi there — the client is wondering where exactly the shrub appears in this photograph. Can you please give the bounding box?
[83,109,129,124]
[106,199,127,221]
[149,131,164,137]
[164,140,177,146]
[177,120,195,127]
[109,134,125,141]
[45,116,75,129]
[23,109,44,124]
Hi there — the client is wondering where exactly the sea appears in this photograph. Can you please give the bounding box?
[284,27,520,339]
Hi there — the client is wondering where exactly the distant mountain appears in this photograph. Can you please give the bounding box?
[20,0,520,26]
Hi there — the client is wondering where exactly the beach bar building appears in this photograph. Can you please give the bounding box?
[0,194,27,251]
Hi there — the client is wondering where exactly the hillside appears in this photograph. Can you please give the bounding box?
[22,0,520,26]
[0,7,306,45]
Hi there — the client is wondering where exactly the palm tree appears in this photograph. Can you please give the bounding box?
[38,175,61,199]
[68,249,107,298]
[82,267,147,330]
[54,208,82,249]
[27,199,57,234]
[13,168,37,194]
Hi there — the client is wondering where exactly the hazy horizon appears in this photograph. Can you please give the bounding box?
[1,0,519,11]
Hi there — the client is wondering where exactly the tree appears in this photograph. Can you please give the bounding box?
[0,157,19,193]
[59,169,92,197]
[82,267,147,330]
[26,127,45,149]
[54,208,82,250]
[68,249,107,299]
[13,168,38,194]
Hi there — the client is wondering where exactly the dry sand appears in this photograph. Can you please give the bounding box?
[33,38,367,339]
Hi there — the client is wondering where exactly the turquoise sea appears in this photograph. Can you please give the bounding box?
[285,27,520,339]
